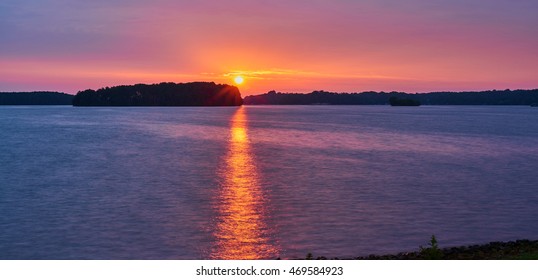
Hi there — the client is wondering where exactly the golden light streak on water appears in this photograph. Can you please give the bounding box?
[211,107,279,259]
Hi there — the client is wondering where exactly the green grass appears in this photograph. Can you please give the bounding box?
[512,252,538,260]
[303,238,538,260]
[419,235,443,260]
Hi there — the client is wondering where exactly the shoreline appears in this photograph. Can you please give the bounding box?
[303,239,538,260]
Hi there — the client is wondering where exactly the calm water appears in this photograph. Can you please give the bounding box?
[1,105,537,259]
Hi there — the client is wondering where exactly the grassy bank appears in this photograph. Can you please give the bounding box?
[306,238,538,260]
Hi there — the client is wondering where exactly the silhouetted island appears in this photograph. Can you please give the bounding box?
[389,96,420,106]
[0,92,73,105]
[72,82,243,106]
[243,89,538,105]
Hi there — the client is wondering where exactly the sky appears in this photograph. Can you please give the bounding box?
[1,0,537,95]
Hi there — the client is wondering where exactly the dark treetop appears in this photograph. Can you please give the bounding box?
[243,89,538,105]
[389,96,421,106]
[0,92,73,105]
[72,82,243,106]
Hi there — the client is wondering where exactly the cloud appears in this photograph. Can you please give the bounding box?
[223,69,416,82]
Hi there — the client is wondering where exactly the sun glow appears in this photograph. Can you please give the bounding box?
[234,76,244,85]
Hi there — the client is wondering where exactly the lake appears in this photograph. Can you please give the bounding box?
[1,105,537,259]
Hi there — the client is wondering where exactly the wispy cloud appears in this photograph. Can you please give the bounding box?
[222,69,417,81]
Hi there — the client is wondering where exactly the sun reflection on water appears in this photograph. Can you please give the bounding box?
[211,107,279,260]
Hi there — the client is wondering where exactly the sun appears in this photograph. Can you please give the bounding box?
[234,76,244,85]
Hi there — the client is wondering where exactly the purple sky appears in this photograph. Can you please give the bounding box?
[1,0,537,94]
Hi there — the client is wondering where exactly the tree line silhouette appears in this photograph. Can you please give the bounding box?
[0,92,73,105]
[243,89,538,105]
[72,82,243,106]
[4,87,538,106]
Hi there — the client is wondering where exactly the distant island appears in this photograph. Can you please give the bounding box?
[0,91,73,105]
[72,82,243,106]
[4,87,538,107]
[244,89,538,105]
[389,96,421,106]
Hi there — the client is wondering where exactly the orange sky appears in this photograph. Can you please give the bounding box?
[1,0,537,95]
